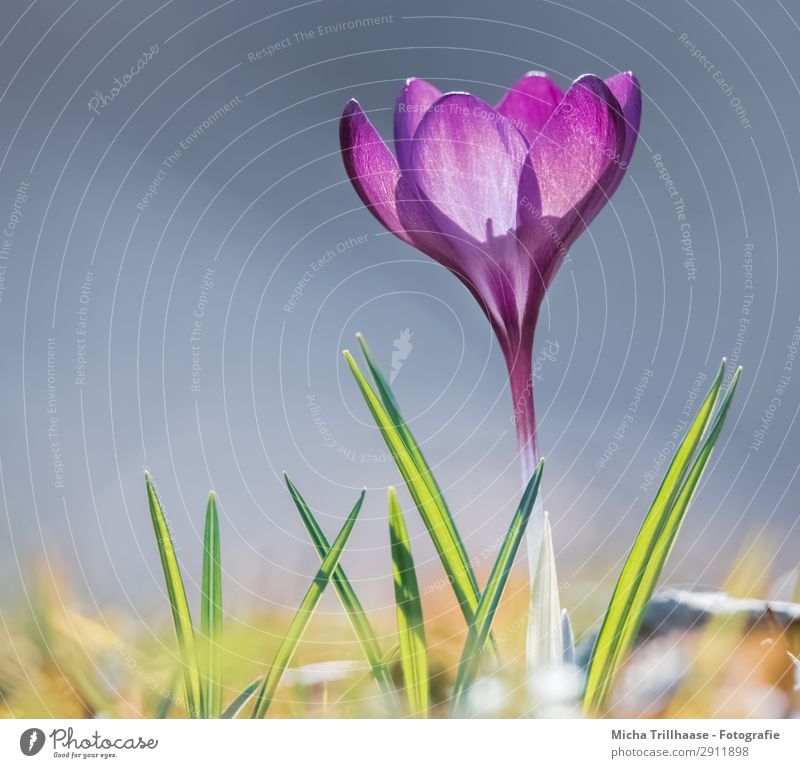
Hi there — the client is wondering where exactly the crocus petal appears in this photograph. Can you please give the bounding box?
[393,78,442,170]
[395,175,459,268]
[402,93,545,358]
[496,72,564,143]
[604,71,641,197]
[529,74,625,245]
[339,99,412,244]
[409,93,532,245]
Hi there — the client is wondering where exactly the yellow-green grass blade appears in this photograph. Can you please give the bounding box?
[154,672,179,719]
[221,678,261,719]
[356,334,455,514]
[451,460,544,715]
[344,349,483,628]
[145,473,203,718]
[331,641,402,709]
[356,334,478,597]
[583,363,740,715]
[201,491,223,718]
[388,487,429,717]
[284,474,399,709]
[251,491,363,718]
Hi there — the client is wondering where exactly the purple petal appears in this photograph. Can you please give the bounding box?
[529,75,625,238]
[409,93,532,245]
[394,78,442,170]
[496,72,564,143]
[515,158,558,304]
[339,99,411,244]
[401,93,544,350]
[395,176,458,267]
[604,71,641,196]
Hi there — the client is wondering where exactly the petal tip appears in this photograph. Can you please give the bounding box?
[341,98,365,123]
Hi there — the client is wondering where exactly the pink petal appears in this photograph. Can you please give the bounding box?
[604,71,642,196]
[496,72,564,143]
[339,99,411,244]
[393,78,442,170]
[529,75,625,234]
[409,93,531,245]
[402,93,544,345]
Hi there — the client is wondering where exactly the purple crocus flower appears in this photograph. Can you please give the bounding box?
[340,72,641,479]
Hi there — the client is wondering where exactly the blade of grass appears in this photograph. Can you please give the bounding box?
[331,640,402,709]
[356,334,454,515]
[154,668,181,719]
[561,609,575,666]
[527,512,562,671]
[344,349,483,629]
[251,491,364,718]
[355,334,479,600]
[284,473,399,710]
[583,363,740,714]
[388,487,429,717]
[201,491,223,718]
[145,473,203,718]
[451,459,543,715]
[221,678,261,719]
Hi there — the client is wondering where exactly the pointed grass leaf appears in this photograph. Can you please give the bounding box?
[251,491,364,718]
[201,491,223,718]
[561,609,575,666]
[221,678,261,719]
[526,511,563,672]
[355,334,476,596]
[451,459,543,715]
[583,363,741,715]
[285,473,399,709]
[356,333,452,512]
[145,474,203,718]
[343,348,483,629]
[388,487,429,717]
[154,671,179,720]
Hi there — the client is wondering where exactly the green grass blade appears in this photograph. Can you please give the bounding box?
[284,474,399,709]
[356,333,452,506]
[344,349,482,628]
[355,334,478,596]
[451,460,543,715]
[644,367,743,589]
[220,678,261,719]
[583,363,741,714]
[145,473,203,718]
[154,672,179,719]
[201,491,223,718]
[251,491,364,718]
[388,487,429,717]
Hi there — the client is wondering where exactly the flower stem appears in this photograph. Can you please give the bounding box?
[506,343,563,675]
[507,343,538,480]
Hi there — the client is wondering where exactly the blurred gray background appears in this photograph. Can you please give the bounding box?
[0,0,798,623]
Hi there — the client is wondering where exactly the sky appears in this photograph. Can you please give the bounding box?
[0,0,799,620]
